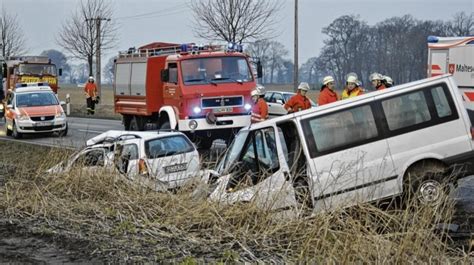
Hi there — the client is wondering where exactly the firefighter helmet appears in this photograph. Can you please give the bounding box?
[251,89,259,97]
[383,75,393,85]
[322,76,334,86]
[346,75,358,84]
[255,84,266,95]
[369,72,383,81]
[88,76,95,81]
[298,82,310,91]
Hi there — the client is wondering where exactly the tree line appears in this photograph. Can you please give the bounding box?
[0,0,472,86]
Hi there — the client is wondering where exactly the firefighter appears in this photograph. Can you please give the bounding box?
[84,76,97,115]
[383,75,394,88]
[341,75,364,99]
[250,85,268,123]
[318,75,338,106]
[285,82,312,113]
[370,72,386,91]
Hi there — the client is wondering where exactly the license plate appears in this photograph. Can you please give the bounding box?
[35,121,52,127]
[164,163,188,174]
[214,107,233,113]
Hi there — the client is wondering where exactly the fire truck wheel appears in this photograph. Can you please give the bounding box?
[160,121,171,130]
[123,115,132,131]
[12,122,22,139]
[130,117,144,131]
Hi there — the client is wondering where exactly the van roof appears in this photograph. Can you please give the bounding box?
[86,130,184,146]
[249,74,454,130]
[14,83,53,93]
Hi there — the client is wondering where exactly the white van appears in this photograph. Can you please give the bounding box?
[208,74,474,212]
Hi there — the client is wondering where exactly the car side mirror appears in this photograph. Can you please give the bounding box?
[257,61,263,78]
[276,99,284,104]
[161,69,169,82]
[58,68,63,76]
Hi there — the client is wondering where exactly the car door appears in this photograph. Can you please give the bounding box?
[300,99,397,211]
[114,139,140,177]
[144,135,200,190]
[67,147,109,173]
[210,126,297,210]
[267,92,288,117]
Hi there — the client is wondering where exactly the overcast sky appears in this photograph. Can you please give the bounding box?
[2,0,473,65]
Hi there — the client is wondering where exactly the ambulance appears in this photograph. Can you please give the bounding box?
[427,36,474,121]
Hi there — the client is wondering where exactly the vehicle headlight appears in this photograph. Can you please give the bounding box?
[244,103,252,111]
[55,111,66,119]
[193,106,202,114]
[17,113,29,121]
[189,120,198,130]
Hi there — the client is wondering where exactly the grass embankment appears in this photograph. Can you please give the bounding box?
[0,141,470,262]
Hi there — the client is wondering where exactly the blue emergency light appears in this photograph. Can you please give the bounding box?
[427,36,439,43]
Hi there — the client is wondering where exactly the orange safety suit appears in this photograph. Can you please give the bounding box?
[84,82,97,98]
[376,84,386,91]
[341,87,364,99]
[318,87,338,106]
[284,93,312,113]
[251,98,269,123]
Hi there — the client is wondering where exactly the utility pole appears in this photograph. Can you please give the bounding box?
[86,17,110,99]
[293,0,298,92]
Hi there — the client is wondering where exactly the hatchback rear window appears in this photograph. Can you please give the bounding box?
[145,135,195,158]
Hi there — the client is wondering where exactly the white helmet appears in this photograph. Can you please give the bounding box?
[255,84,266,95]
[346,75,358,84]
[251,89,259,97]
[88,76,95,81]
[322,76,334,86]
[383,75,393,85]
[298,82,310,91]
[369,72,383,81]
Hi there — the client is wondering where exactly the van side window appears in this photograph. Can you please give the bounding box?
[304,105,378,153]
[431,86,452,118]
[382,91,431,131]
[168,63,178,83]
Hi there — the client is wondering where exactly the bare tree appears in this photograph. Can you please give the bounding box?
[0,6,27,58]
[190,0,282,44]
[446,12,474,36]
[57,0,117,76]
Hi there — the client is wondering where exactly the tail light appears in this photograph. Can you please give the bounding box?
[138,159,149,176]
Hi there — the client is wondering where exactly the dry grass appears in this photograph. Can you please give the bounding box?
[0,141,471,262]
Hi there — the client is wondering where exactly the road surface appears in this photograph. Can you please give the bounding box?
[0,117,122,149]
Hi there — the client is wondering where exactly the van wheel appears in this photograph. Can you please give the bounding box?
[403,162,451,207]
[5,121,12,136]
[12,122,22,139]
[293,177,313,214]
[58,124,68,137]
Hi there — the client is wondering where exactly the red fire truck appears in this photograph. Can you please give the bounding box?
[114,42,261,147]
[2,56,61,94]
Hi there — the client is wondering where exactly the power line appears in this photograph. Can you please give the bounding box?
[115,4,188,20]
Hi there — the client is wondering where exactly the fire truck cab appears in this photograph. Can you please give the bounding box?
[114,42,261,148]
[2,56,61,95]
[427,36,474,121]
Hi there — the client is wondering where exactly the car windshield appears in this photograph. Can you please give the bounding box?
[16,92,59,107]
[217,129,249,174]
[181,56,252,85]
[145,135,195,158]
[18,64,57,76]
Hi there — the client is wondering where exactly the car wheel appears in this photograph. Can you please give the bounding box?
[403,162,451,207]
[12,122,22,139]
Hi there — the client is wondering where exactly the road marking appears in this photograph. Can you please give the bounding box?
[77,129,103,134]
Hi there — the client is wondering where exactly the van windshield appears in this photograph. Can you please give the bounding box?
[181,56,252,85]
[16,92,59,107]
[218,129,249,174]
